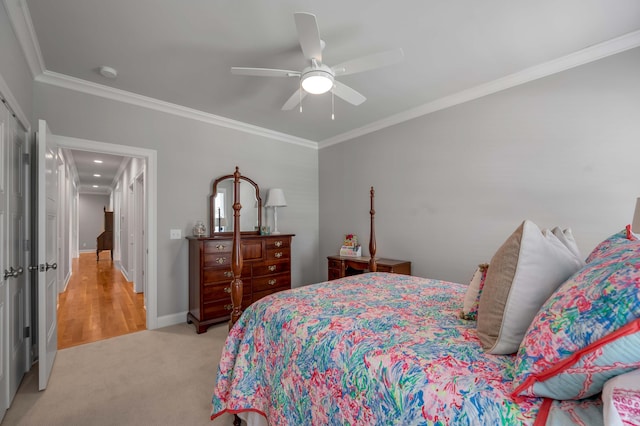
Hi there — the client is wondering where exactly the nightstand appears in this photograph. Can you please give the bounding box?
[327,255,411,280]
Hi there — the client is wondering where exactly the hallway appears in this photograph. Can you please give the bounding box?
[57,252,146,349]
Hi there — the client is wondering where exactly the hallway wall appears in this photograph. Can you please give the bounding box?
[78,194,111,251]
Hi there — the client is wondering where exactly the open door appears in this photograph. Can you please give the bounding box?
[36,120,58,390]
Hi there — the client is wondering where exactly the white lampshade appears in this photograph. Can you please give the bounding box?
[265,188,287,207]
[633,197,640,233]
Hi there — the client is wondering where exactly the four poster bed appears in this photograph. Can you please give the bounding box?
[210,168,640,425]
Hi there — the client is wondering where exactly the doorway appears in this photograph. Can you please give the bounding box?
[51,135,158,333]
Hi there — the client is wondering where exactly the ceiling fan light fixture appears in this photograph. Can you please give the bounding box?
[301,70,334,94]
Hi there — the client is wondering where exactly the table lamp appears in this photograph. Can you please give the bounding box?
[265,188,287,235]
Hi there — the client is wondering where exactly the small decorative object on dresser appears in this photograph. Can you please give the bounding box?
[327,255,411,280]
[192,220,206,237]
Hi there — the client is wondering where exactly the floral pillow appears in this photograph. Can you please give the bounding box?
[460,263,488,321]
[512,235,640,400]
[585,229,636,263]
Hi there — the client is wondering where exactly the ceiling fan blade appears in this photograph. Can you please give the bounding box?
[332,81,366,106]
[282,88,308,110]
[231,67,300,77]
[332,48,404,76]
[294,12,322,62]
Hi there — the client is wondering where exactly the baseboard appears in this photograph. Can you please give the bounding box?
[79,249,95,253]
[156,311,188,329]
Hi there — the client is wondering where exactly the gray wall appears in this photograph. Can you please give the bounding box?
[33,82,320,319]
[319,47,640,284]
[0,2,33,122]
[78,194,110,251]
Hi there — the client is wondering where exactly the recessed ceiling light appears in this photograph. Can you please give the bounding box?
[93,174,101,177]
[99,66,118,79]
[92,185,99,188]
[93,160,103,164]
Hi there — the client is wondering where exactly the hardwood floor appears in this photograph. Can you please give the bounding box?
[57,252,146,349]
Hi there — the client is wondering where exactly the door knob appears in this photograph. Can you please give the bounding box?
[16,266,24,276]
[4,267,18,279]
[45,262,57,271]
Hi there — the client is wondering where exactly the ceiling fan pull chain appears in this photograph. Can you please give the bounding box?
[331,89,335,120]
[299,78,303,113]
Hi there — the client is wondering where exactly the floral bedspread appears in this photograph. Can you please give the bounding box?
[211,273,599,425]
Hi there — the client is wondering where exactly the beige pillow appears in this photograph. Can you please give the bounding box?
[477,220,583,354]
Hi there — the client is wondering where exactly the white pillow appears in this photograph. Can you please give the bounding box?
[602,368,640,426]
[550,227,585,265]
[477,220,584,354]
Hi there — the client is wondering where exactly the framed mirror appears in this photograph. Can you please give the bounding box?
[209,172,262,236]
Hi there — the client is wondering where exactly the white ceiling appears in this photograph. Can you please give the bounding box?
[18,0,640,146]
[64,149,127,195]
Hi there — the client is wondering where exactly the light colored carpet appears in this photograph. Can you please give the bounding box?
[3,322,236,426]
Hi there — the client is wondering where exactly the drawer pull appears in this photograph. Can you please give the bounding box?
[224,271,233,278]
[268,265,277,272]
[274,252,283,258]
[216,257,227,264]
[275,241,283,248]
[224,304,233,311]
[224,287,231,294]
[268,279,277,286]
[216,244,226,251]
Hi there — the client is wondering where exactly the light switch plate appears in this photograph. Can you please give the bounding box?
[169,229,182,239]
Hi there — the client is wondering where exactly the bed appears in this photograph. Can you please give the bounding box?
[210,173,640,425]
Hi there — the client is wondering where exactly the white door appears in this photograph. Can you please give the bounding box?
[0,97,10,418]
[7,109,26,401]
[134,174,144,293]
[37,120,58,391]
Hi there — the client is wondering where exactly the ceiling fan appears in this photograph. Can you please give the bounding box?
[231,12,404,111]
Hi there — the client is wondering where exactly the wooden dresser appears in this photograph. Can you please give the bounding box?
[187,234,294,333]
[327,255,411,280]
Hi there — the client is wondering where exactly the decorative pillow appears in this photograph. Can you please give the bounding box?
[602,368,640,426]
[585,230,632,263]
[550,227,585,266]
[477,220,584,354]
[460,263,489,321]
[512,236,640,400]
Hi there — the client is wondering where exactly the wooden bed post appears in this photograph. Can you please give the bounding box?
[229,167,244,329]
[369,186,377,273]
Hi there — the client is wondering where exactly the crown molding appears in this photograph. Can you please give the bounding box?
[3,0,45,78]
[36,71,318,149]
[319,29,640,149]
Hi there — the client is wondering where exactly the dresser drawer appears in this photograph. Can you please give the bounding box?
[203,240,232,254]
[203,295,251,320]
[252,261,289,277]
[328,268,341,281]
[203,252,231,268]
[266,247,290,261]
[203,279,252,302]
[202,265,251,284]
[252,272,290,293]
[266,238,290,250]
[328,258,342,269]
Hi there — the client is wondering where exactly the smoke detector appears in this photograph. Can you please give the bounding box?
[99,66,118,79]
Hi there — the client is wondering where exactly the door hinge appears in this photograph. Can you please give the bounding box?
[24,326,30,338]
[23,153,30,164]
[24,239,30,251]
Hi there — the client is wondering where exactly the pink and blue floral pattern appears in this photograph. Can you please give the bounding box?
[513,233,640,400]
[211,273,548,425]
